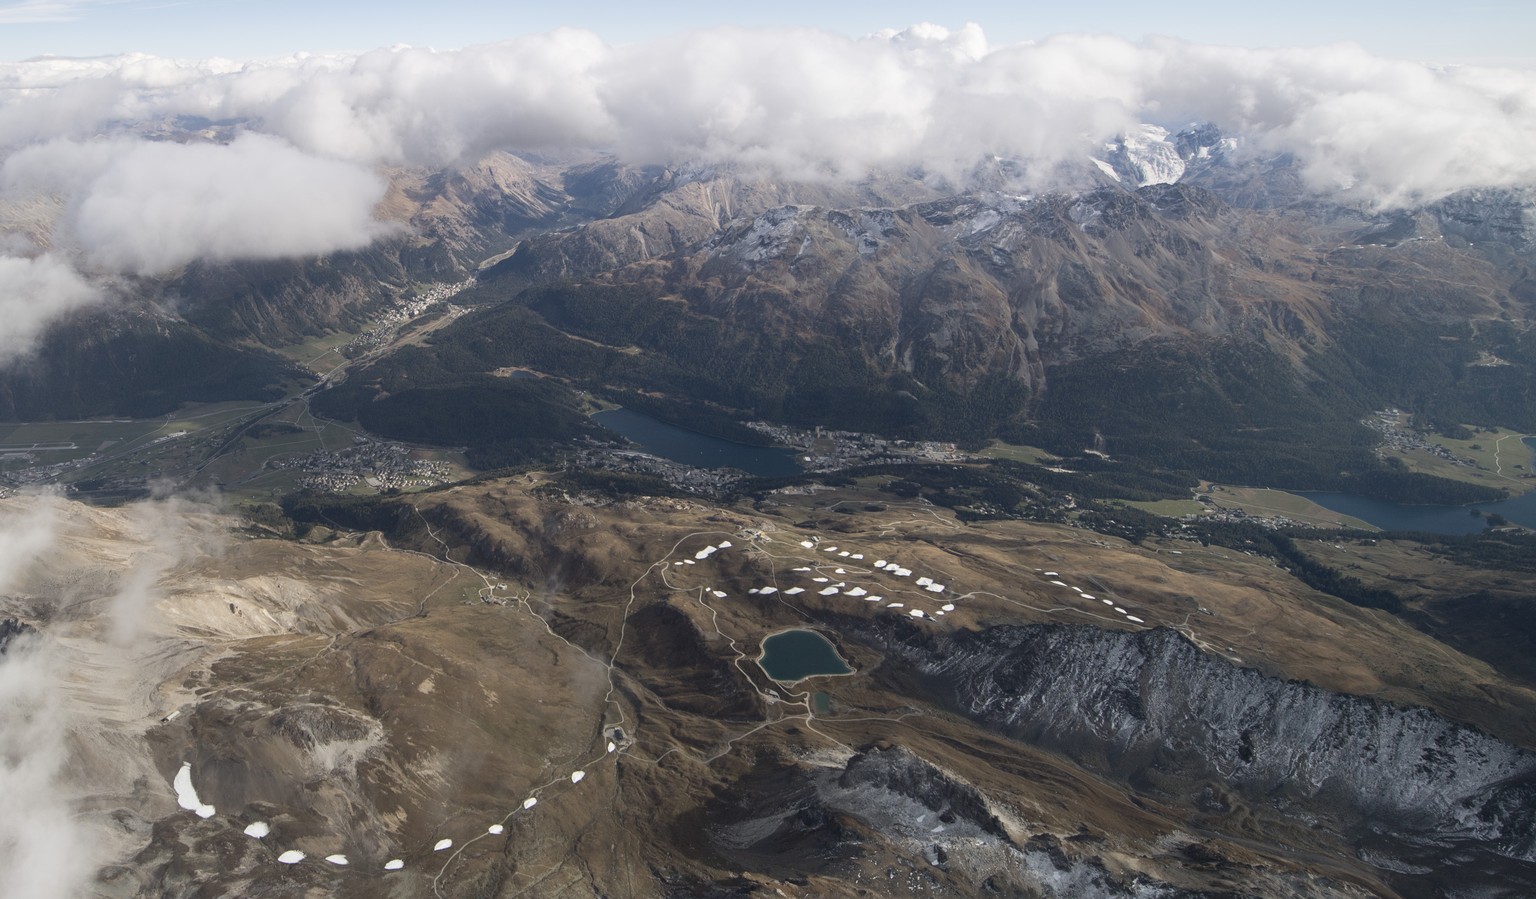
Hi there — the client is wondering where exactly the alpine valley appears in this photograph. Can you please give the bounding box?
[3,118,1536,899]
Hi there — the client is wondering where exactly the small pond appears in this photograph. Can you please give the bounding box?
[757,629,853,683]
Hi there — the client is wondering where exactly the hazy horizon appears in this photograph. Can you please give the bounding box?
[2,1,1532,68]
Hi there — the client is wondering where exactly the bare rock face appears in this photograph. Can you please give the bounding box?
[1431,187,1536,255]
[831,744,1010,842]
[697,744,1251,899]
[0,616,33,653]
[875,622,1536,893]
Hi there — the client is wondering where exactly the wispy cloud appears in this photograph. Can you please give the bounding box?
[0,496,97,899]
[0,493,226,897]
[0,0,143,26]
[0,253,101,364]
[0,2,86,25]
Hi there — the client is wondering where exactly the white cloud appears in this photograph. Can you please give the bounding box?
[0,131,384,358]
[0,492,228,899]
[0,491,59,592]
[0,22,1527,361]
[256,32,614,164]
[0,27,1526,206]
[0,26,1523,207]
[0,252,100,362]
[0,1,93,25]
[0,496,96,899]
[2,133,390,275]
[1131,38,1536,205]
[0,635,96,899]
[107,494,222,644]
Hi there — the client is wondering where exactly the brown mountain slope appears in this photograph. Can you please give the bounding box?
[9,481,1533,897]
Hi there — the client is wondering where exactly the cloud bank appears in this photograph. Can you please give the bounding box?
[0,24,1533,357]
[2,134,389,275]
[1,24,1532,203]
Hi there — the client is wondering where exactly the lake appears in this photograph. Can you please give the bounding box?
[1299,490,1536,535]
[592,408,802,477]
[1301,446,1536,534]
[757,629,853,683]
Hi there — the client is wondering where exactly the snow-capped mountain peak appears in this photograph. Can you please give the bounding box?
[1092,123,1230,187]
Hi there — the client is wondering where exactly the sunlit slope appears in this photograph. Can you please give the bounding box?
[4,480,1529,895]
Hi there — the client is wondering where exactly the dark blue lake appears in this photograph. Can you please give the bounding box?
[758,629,853,682]
[1299,490,1536,535]
[592,408,802,477]
[1301,443,1536,534]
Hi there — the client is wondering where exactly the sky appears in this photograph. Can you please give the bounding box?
[1,0,1533,67]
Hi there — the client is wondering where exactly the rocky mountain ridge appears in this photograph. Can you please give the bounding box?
[867,621,1536,896]
[400,170,1532,482]
[8,125,1535,443]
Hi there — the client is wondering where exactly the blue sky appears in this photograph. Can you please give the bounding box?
[2,0,1532,66]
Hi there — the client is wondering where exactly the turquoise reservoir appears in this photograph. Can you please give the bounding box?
[757,629,853,683]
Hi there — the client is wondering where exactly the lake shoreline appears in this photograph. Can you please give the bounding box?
[1299,487,1536,535]
[756,627,855,686]
[592,407,802,477]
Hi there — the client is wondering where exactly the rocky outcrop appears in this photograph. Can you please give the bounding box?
[833,744,1008,842]
[1431,187,1536,256]
[701,745,1258,898]
[0,616,33,654]
[874,622,1536,890]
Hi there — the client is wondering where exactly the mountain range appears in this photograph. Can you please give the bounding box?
[3,119,1536,899]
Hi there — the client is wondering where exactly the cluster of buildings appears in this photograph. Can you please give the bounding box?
[572,422,968,497]
[0,456,93,489]
[340,279,474,359]
[573,446,743,496]
[1364,409,1473,467]
[744,422,963,470]
[271,438,453,493]
[1181,506,1313,530]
